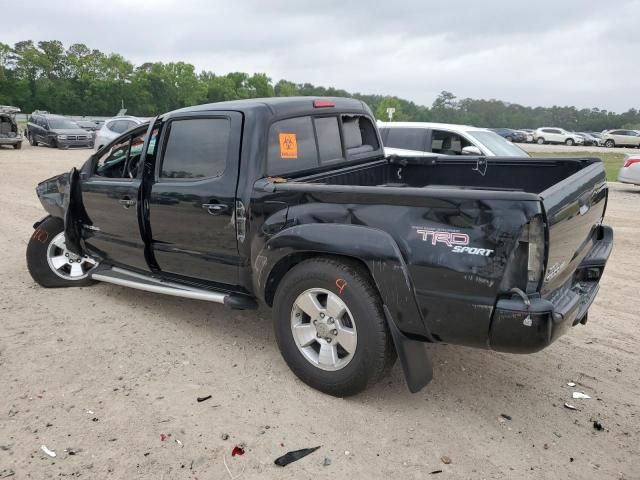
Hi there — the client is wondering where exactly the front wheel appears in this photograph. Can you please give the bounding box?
[29,134,37,146]
[14,142,22,149]
[604,139,615,148]
[565,138,574,146]
[273,257,396,397]
[26,217,98,288]
[536,137,545,144]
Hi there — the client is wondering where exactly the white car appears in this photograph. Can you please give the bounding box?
[377,121,529,157]
[534,127,584,146]
[618,154,640,185]
[94,116,146,150]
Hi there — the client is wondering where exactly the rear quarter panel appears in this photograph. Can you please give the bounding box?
[255,189,541,346]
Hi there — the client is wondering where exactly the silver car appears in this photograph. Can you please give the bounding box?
[94,116,146,150]
[618,154,640,185]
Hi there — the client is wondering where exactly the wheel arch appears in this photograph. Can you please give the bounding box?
[255,223,435,393]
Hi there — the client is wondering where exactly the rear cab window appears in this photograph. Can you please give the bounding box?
[267,114,380,177]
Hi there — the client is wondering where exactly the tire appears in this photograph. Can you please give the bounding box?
[604,139,615,148]
[13,142,22,150]
[29,134,37,146]
[272,257,396,397]
[26,217,97,288]
[506,136,513,142]
[565,138,574,146]
[536,137,545,145]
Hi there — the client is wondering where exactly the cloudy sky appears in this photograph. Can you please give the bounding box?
[3,0,639,111]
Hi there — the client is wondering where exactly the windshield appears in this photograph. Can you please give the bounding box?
[48,119,80,129]
[467,131,529,157]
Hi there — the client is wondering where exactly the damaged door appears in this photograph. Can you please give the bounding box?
[74,126,158,270]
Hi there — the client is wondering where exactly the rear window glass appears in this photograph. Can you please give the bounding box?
[268,117,319,176]
[315,116,343,165]
[160,118,229,179]
[382,127,425,151]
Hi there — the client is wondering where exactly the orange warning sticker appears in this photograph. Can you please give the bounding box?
[279,133,298,159]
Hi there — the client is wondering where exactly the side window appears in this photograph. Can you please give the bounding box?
[430,130,471,155]
[94,138,131,178]
[384,127,425,151]
[93,128,156,179]
[107,121,121,133]
[267,116,318,176]
[610,130,622,135]
[160,118,229,179]
[314,116,343,165]
[127,128,159,178]
[124,120,138,132]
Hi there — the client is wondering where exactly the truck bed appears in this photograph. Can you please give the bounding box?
[298,156,595,195]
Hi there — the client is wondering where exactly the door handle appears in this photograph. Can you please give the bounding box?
[202,203,229,215]
[119,197,136,209]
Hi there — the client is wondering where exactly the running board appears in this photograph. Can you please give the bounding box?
[90,267,257,309]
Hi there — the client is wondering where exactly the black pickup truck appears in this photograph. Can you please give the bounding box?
[27,97,613,396]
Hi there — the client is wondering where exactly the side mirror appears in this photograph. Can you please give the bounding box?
[462,146,483,156]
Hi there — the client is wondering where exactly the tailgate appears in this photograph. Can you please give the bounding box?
[540,162,607,294]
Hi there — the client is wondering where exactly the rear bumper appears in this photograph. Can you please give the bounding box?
[618,168,640,185]
[489,224,613,353]
[0,136,22,145]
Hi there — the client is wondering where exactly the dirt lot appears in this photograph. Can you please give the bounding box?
[1,143,639,479]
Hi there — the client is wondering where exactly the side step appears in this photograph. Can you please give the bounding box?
[90,267,257,310]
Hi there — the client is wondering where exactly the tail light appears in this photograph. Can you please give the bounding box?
[499,215,546,295]
[521,216,545,292]
[623,158,640,168]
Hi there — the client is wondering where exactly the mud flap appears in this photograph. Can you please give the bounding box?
[384,306,433,393]
[63,168,86,256]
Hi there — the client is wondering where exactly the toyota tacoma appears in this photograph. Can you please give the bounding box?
[27,97,613,396]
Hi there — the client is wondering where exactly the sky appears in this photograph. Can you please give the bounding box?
[3,0,639,112]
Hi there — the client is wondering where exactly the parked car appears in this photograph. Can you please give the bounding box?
[76,120,101,134]
[26,113,94,149]
[587,132,605,145]
[0,105,23,150]
[600,129,640,148]
[94,116,145,150]
[534,128,584,146]
[519,129,535,143]
[576,132,601,146]
[378,122,530,157]
[618,154,640,185]
[26,97,612,397]
[489,128,526,143]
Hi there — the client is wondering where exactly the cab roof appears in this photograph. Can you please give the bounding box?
[167,97,371,119]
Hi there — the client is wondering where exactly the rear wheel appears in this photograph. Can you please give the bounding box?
[565,138,574,146]
[13,142,22,149]
[273,257,396,397]
[26,217,98,288]
[604,139,615,148]
[536,137,545,145]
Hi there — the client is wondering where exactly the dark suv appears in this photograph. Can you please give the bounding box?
[27,112,94,149]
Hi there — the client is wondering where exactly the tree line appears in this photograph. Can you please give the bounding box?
[1,40,638,131]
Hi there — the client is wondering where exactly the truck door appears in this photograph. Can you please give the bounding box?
[148,112,242,286]
[79,126,154,271]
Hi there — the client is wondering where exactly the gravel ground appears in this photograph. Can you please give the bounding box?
[1,142,639,479]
